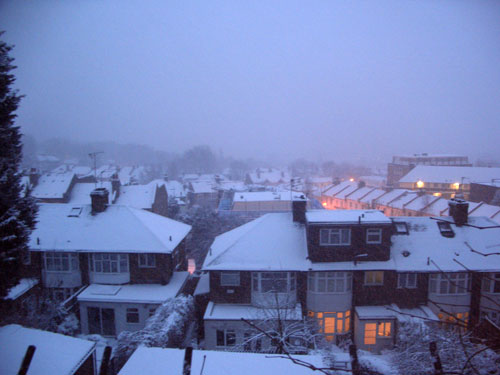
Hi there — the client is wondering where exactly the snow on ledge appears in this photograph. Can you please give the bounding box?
[204,301,303,321]
[4,278,38,300]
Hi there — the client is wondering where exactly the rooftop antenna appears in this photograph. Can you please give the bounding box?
[89,152,104,188]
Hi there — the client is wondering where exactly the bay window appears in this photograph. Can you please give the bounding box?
[90,253,129,273]
[308,310,351,340]
[320,228,351,246]
[482,273,500,294]
[44,252,78,272]
[429,273,469,294]
[308,272,352,293]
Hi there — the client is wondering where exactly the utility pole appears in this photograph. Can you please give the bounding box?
[88,152,103,188]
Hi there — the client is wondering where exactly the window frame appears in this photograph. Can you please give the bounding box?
[308,272,352,293]
[364,271,384,286]
[429,273,469,295]
[90,253,129,274]
[366,228,382,244]
[319,228,351,246]
[126,308,140,324]
[252,272,296,293]
[138,253,156,268]
[363,320,392,345]
[482,273,500,294]
[216,329,236,347]
[397,273,417,289]
[44,252,79,273]
[220,271,241,287]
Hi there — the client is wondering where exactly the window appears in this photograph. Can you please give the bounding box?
[216,329,236,347]
[320,228,351,246]
[148,308,157,318]
[49,287,78,302]
[126,308,139,323]
[220,271,240,286]
[397,273,417,289]
[308,311,351,340]
[394,222,408,234]
[364,271,384,285]
[90,254,129,273]
[482,273,500,294]
[366,228,382,244]
[429,273,469,294]
[252,272,296,293]
[437,221,455,238]
[44,252,78,272]
[364,321,392,345]
[138,254,156,268]
[308,272,352,293]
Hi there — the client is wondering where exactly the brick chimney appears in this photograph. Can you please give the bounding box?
[292,195,307,223]
[448,198,468,226]
[90,188,109,213]
[110,173,120,199]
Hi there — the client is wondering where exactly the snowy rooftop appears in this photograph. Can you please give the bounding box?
[358,188,387,204]
[233,191,306,202]
[391,216,500,272]
[355,305,396,319]
[0,324,96,375]
[31,172,75,199]
[248,168,290,184]
[204,301,303,321]
[78,272,188,303]
[322,181,355,197]
[398,165,500,184]
[69,182,113,204]
[335,184,362,199]
[190,181,216,193]
[194,272,210,296]
[404,195,441,212]
[306,209,391,224]
[373,189,409,206]
[388,192,419,209]
[4,278,38,300]
[203,213,308,271]
[29,204,191,253]
[119,347,334,375]
[160,180,187,198]
[115,183,157,209]
[346,186,376,201]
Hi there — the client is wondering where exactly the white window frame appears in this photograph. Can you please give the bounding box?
[308,272,352,293]
[216,329,236,347]
[252,272,296,293]
[220,271,241,286]
[397,273,417,289]
[138,254,156,268]
[126,308,140,324]
[366,228,382,244]
[319,228,351,246]
[482,273,500,294]
[429,273,469,295]
[90,253,129,274]
[364,271,384,286]
[44,252,79,272]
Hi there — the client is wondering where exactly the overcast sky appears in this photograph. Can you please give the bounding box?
[1,0,499,164]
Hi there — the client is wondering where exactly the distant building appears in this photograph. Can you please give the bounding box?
[469,182,500,205]
[387,154,471,186]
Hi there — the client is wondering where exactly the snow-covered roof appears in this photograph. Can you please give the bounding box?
[358,188,387,204]
[162,180,187,198]
[69,182,113,205]
[115,183,157,209]
[389,304,439,323]
[398,166,500,184]
[217,180,248,192]
[0,324,96,375]
[233,191,306,202]
[322,181,356,197]
[194,273,210,296]
[391,216,500,272]
[190,181,216,194]
[404,195,440,212]
[203,213,308,271]
[247,168,290,185]
[29,204,191,253]
[204,301,303,321]
[355,305,396,319]
[374,189,409,206]
[335,184,362,200]
[306,210,391,224]
[309,259,396,271]
[4,278,38,300]
[388,192,419,210]
[119,347,334,375]
[421,197,450,216]
[31,172,75,199]
[469,203,500,219]
[78,272,188,303]
[346,187,376,201]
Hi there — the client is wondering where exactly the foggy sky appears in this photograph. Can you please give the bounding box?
[1,0,499,164]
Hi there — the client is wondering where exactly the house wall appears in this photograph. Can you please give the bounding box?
[232,201,291,212]
[427,293,471,316]
[89,271,130,285]
[306,291,352,312]
[393,273,428,308]
[353,271,396,306]
[209,271,251,304]
[306,224,392,263]
[129,253,172,284]
[79,301,160,337]
[42,270,82,289]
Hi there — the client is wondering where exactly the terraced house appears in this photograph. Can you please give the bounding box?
[201,199,500,353]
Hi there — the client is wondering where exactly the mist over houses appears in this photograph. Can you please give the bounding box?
[2,152,500,374]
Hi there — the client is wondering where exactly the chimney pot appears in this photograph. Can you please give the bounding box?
[448,198,468,226]
[90,188,109,213]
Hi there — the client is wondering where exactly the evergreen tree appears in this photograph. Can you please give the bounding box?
[0,34,37,298]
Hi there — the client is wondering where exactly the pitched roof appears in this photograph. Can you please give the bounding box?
[0,325,95,375]
[398,165,500,184]
[306,209,391,224]
[29,203,191,253]
[31,172,75,199]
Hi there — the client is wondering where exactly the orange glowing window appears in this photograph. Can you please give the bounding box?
[345,316,350,332]
[307,311,315,318]
[337,318,343,333]
[377,322,391,337]
[317,312,323,318]
[325,317,335,334]
[364,323,376,345]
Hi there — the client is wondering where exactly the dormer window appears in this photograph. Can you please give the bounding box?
[394,222,408,234]
[68,206,82,217]
[320,228,351,246]
[437,221,455,238]
[366,228,382,244]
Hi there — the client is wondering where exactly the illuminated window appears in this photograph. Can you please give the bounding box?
[366,228,382,244]
[364,271,384,285]
[397,273,417,289]
[364,323,376,345]
[377,322,391,336]
[319,228,351,246]
[221,271,240,286]
[308,272,352,293]
[310,311,351,336]
[429,273,469,294]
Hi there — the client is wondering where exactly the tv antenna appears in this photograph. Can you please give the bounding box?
[88,152,104,188]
